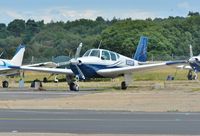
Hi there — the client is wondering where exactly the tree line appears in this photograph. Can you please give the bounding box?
[0,12,200,62]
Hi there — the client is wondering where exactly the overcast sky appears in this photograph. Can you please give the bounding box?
[0,0,199,24]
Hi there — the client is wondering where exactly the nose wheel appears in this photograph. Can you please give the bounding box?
[69,82,79,91]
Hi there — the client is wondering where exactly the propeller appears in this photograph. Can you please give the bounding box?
[0,51,4,58]
[188,45,196,64]
[70,43,85,80]
[189,44,193,58]
[70,42,83,65]
[75,43,82,59]
[56,43,83,67]
[53,43,85,80]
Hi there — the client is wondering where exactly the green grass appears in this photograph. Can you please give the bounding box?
[191,88,200,92]
[133,67,190,81]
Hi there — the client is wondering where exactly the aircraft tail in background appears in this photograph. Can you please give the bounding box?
[10,44,25,66]
[133,36,148,62]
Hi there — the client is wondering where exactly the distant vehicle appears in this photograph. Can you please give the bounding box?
[177,45,200,80]
[19,36,184,91]
[0,45,25,88]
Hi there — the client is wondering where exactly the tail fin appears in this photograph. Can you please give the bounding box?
[10,44,25,66]
[133,36,148,62]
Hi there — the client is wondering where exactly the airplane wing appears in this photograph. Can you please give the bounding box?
[0,68,20,76]
[25,61,58,68]
[19,66,74,75]
[97,61,186,77]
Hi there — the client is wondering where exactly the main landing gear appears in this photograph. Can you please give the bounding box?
[121,81,127,90]
[2,80,8,88]
[66,73,132,91]
[121,73,132,90]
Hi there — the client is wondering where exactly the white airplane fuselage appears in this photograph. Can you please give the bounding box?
[70,48,139,79]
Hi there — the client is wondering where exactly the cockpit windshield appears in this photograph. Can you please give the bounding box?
[90,49,100,58]
[83,49,119,60]
[83,50,91,57]
[83,49,100,58]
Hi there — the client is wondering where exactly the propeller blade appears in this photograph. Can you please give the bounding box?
[189,44,193,58]
[75,64,85,80]
[75,43,82,59]
[0,51,4,58]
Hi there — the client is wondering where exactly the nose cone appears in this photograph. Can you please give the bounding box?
[70,58,82,65]
[70,58,77,65]
[189,57,196,63]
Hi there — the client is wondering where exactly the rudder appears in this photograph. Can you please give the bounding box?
[133,36,148,62]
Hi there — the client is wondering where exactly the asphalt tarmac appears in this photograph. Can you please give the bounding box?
[0,89,92,100]
[0,109,199,135]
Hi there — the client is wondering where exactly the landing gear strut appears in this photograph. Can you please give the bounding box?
[121,73,132,90]
[121,81,127,90]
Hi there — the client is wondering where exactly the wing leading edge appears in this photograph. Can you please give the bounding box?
[97,61,186,77]
[19,66,74,75]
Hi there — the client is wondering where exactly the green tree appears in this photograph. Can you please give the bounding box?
[7,19,25,37]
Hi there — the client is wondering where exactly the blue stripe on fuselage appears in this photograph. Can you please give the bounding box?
[70,64,120,79]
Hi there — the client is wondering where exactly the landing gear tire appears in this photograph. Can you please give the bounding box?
[2,81,9,88]
[69,82,79,91]
[43,77,48,83]
[187,70,193,80]
[121,81,127,90]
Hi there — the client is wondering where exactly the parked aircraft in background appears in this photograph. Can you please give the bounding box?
[0,45,25,88]
[178,45,200,80]
[18,36,184,91]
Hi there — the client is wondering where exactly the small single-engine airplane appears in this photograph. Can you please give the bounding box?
[177,45,200,80]
[18,36,184,91]
[0,45,25,88]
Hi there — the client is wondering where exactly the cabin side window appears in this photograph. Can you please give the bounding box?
[110,51,117,61]
[101,51,110,60]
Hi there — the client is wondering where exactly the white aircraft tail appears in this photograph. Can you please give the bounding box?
[10,45,25,66]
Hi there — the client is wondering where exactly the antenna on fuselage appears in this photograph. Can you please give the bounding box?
[98,40,102,49]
